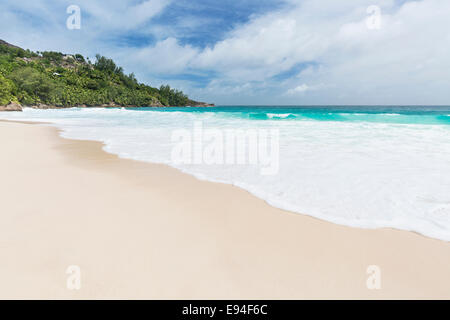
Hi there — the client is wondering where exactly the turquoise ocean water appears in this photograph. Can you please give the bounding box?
[130,105,450,124]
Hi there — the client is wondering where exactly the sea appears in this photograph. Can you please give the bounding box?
[1,105,450,241]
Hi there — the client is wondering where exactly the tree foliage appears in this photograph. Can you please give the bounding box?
[0,74,16,105]
[0,42,193,107]
[159,85,189,106]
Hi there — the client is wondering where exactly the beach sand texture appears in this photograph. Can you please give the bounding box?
[0,120,449,299]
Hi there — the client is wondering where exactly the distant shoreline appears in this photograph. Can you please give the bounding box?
[0,101,215,112]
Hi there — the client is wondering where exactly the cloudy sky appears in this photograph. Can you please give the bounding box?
[1,0,449,105]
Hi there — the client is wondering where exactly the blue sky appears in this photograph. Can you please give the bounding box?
[1,0,450,105]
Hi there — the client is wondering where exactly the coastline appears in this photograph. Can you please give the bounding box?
[0,101,215,112]
[0,120,449,299]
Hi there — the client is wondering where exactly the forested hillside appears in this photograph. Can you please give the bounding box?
[0,40,210,108]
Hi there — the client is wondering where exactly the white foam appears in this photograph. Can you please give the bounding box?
[267,113,293,118]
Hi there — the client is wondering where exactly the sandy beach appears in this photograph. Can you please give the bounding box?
[0,120,449,299]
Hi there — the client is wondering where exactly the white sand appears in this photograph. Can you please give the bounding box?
[0,120,449,299]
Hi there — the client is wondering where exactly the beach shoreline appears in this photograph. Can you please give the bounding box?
[0,119,449,299]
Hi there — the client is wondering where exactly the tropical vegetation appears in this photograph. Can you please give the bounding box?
[0,40,195,107]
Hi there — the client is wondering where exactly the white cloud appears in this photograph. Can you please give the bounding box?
[132,38,199,74]
[187,0,450,104]
[81,0,171,30]
[286,84,311,95]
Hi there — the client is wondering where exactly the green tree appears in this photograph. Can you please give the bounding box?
[0,74,16,105]
[74,54,85,63]
[94,54,122,75]
[159,85,189,106]
[9,67,53,102]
